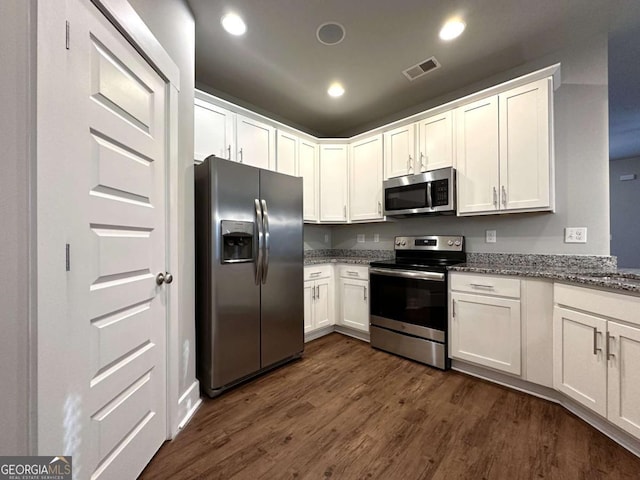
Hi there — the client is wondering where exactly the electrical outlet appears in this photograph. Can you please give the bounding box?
[324,234,329,243]
[373,234,379,243]
[565,227,587,243]
[485,230,497,243]
[357,234,365,243]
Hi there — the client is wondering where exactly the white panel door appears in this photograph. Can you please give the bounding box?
[276,130,298,176]
[314,278,334,329]
[319,144,348,222]
[607,321,640,438]
[194,100,235,162]
[303,281,314,333]
[450,292,521,375]
[456,96,500,214]
[299,139,319,222]
[38,1,168,479]
[339,278,369,332]
[499,78,551,211]
[236,114,276,170]
[383,123,416,179]
[553,307,607,417]
[417,111,454,172]
[349,134,383,221]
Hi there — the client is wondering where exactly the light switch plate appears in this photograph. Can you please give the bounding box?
[373,234,379,243]
[357,234,365,243]
[565,227,587,243]
[485,230,497,243]
[324,234,329,243]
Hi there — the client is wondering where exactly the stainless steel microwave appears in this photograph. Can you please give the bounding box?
[383,167,456,217]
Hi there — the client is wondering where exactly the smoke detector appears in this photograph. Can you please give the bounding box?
[317,22,346,45]
[403,57,441,81]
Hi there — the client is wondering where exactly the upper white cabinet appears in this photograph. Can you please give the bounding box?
[276,130,298,176]
[299,138,319,222]
[194,100,235,162]
[457,77,553,215]
[383,123,416,179]
[319,144,348,222]
[236,114,276,170]
[349,134,383,221]
[417,111,454,172]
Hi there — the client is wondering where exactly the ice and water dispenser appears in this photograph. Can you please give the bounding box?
[220,220,254,263]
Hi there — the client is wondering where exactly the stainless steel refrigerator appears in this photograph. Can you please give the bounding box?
[195,155,304,397]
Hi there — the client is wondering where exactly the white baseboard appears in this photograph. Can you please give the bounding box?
[304,325,335,343]
[452,360,640,459]
[334,325,370,343]
[175,380,202,434]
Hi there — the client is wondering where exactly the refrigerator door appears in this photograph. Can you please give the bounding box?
[208,158,261,390]
[259,169,304,367]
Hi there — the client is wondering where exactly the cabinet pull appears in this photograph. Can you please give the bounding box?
[501,185,507,207]
[347,271,359,276]
[227,144,231,160]
[343,205,347,219]
[606,332,615,360]
[420,153,426,171]
[363,286,367,301]
[378,201,382,215]
[310,272,321,277]
[312,285,316,300]
[469,283,494,290]
[316,285,320,299]
[593,328,602,355]
[408,155,414,173]
[493,187,498,208]
[452,299,456,318]
[239,147,243,163]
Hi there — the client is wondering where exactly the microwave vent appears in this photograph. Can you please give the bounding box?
[403,57,441,81]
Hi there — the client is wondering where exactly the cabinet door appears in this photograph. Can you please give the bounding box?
[450,292,521,375]
[553,307,607,417]
[339,278,369,332]
[607,321,640,438]
[383,123,416,179]
[456,96,500,214]
[349,134,383,221]
[299,139,319,222]
[319,144,348,222]
[417,111,454,172]
[276,130,297,176]
[236,114,276,170]
[499,78,552,211]
[194,101,234,162]
[314,278,334,328]
[303,280,314,333]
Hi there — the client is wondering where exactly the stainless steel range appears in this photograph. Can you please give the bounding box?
[369,235,466,370]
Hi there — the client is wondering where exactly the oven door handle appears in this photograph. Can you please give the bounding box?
[369,268,445,282]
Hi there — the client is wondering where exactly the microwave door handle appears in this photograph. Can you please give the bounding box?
[427,182,433,209]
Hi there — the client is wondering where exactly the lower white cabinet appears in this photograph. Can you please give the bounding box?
[554,283,640,438]
[338,278,369,332]
[304,266,334,334]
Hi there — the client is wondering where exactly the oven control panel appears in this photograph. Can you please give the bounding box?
[394,235,464,251]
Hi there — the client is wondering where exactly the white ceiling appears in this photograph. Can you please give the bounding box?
[187,0,640,143]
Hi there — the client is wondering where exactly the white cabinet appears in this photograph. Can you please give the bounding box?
[383,123,416,179]
[349,134,383,221]
[194,100,234,162]
[276,130,298,176]
[417,111,454,172]
[319,144,348,222]
[299,139,319,222]
[449,273,522,375]
[554,283,640,438]
[457,78,553,215]
[304,266,335,334]
[337,266,369,333]
[236,114,276,170]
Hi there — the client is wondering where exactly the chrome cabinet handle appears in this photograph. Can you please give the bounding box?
[343,205,347,219]
[312,284,316,300]
[501,185,507,207]
[254,199,264,285]
[261,199,270,284]
[493,187,498,208]
[593,328,602,355]
[420,153,426,171]
[606,332,616,360]
[363,286,367,301]
[469,283,495,290]
[378,201,382,215]
[452,299,456,318]
[347,271,359,276]
[408,155,414,174]
[310,272,321,277]
[239,147,244,163]
[316,285,320,299]
[227,144,231,160]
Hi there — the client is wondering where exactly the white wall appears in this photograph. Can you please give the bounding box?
[0,0,35,455]
[303,225,333,250]
[125,0,197,406]
[332,35,611,256]
[610,156,640,267]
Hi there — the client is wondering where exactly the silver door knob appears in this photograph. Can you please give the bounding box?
[156,272,173,285]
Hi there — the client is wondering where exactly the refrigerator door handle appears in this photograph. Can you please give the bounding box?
[261,199,270,284]
[254,199,264,285]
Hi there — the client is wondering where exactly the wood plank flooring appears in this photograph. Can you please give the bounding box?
[141,333,640,479]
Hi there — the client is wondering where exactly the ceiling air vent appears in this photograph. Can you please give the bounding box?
[402,57,441,81]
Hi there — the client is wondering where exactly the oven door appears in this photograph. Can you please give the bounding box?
[369,267,447,342]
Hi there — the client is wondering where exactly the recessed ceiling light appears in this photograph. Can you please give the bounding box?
[221,13,246,36]
[327,83,345,97]
[439,19,465,41]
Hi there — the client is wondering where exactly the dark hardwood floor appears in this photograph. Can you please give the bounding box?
[141,333,640,479]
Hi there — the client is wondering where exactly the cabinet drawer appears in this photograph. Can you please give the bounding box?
[450,273,520,298]
[338,265,369,280]
[304,265,333,281]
